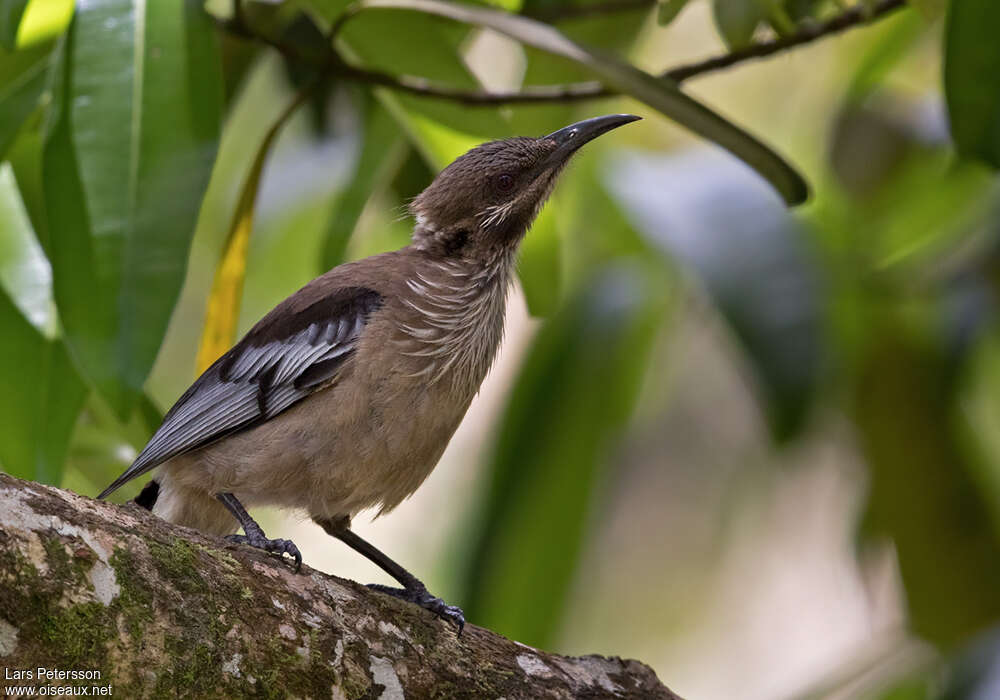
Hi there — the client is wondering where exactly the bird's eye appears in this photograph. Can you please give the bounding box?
[495,173,515,193]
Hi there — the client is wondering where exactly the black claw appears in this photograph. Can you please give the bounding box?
[367,583,465,635]
[227,533,302,572]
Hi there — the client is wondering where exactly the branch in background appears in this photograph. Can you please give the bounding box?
[219,0,907,104]
[338,64,612,103]
[0,473,681,698]
[664,0,907,83]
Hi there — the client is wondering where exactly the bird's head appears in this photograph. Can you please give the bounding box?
[410,114,640,262]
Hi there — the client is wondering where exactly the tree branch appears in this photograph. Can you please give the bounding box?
[217,0,908,105]
[663,0,907,83]
[0,473,681,698]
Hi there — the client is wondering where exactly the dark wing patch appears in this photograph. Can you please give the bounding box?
[97,287,383,499]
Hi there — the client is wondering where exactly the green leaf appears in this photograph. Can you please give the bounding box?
[0,41,52,161]
[456,264,666,646]
[10,0,72,47]
[0,167,85,484]
[0,285,86,484]
[658,0,693,26]
[339,0,809,204]
[0,0,29,49]
[854,322,1000,648]
[843,6,924,101]
[0,119,87,487]
[763,0,795,35]
[42,0,223,417]
[712,0,765,49]
[944,0,1000,168]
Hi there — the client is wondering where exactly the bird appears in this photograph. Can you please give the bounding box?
[98,113,641,633]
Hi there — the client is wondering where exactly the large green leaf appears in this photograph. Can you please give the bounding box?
[712,0,765,49]
[854,322,1000,649]
[42,0,223,417]
[0,41,51,161]
[944,0,1000,168]
[0,287,85,484]
[338,0,809,205]
[0,130,87,487]
[456,264,666,646]
[0,165,84,485]
[843,7,924,101]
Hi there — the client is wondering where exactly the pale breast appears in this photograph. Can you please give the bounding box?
[392,256,512,398]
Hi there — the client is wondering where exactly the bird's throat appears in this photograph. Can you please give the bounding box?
[395,253,513,394]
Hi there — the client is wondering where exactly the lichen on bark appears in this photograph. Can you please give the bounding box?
[0,473,681,699]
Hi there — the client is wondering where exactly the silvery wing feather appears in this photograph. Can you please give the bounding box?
[98,286,383,499]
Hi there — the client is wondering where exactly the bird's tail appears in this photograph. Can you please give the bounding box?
[137,472,239,537]
[133,480,160,510]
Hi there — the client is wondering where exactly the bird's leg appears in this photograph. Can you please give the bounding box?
[217,493,302,572]
[314,517,465,634]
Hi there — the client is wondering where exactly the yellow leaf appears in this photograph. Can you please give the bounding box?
[195,85,314,374]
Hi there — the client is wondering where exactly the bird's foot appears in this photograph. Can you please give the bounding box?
[226,532,302,572]
[368,583,465,635]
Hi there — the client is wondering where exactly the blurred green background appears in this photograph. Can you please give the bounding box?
[3,0,1000,697]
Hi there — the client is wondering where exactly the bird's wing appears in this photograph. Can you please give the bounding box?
[98,286,384,499]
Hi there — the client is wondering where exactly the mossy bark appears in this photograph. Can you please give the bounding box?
[0,474,680,699]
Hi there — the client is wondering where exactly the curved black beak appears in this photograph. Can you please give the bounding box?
[543,114,641,166]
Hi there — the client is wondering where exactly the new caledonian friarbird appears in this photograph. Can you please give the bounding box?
[99,114,642,631]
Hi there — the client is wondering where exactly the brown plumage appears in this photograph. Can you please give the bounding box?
[98,114,641,632]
